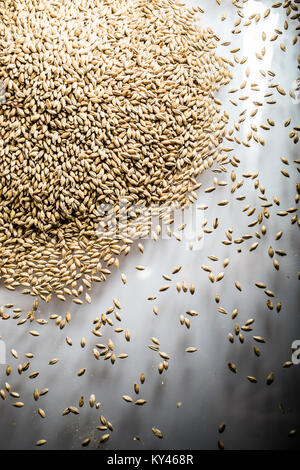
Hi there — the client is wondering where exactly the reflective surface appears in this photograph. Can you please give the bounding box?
[0,0,299,450]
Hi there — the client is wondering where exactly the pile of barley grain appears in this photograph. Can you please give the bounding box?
[0,0,231,301]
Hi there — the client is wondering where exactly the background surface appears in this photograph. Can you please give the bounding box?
[0,0,299,450]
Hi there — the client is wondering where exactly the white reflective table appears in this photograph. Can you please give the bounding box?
[0,0,299,450]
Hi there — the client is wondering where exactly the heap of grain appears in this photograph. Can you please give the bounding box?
[0,0,231,302]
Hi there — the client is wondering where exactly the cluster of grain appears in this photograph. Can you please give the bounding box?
[0,0,231,301]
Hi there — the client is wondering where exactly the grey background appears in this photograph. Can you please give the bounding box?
[0,0,299,450]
